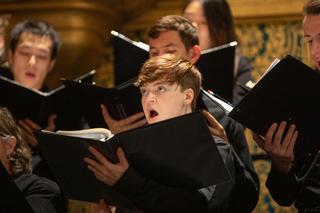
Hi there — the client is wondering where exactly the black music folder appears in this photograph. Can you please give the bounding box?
[205,54,320,168]
[0,70,95,130]
[34,110,232,208]
[111,31,149,86]
[62,77,143,129]
[0,162,35,213]
[111,31,235,101]
[195,42,236,102]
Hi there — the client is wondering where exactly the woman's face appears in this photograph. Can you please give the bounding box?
[184,1,212,50]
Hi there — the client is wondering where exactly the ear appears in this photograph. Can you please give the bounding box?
[188,45,201,64]
[5,136,17,156]
[47,58,56,74]
[0,35,5,50]
[183,88,194,106]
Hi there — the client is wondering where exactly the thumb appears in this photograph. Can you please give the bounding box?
[101,104,115,125]
[45,114,57,131]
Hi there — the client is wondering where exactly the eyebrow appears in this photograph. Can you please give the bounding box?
[18,45,50,54]
[304,33,320,38]
[184,12,205,18]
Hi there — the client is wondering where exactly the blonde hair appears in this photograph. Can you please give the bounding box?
[0,107,32,175]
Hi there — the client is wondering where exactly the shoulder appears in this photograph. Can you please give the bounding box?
[14,174,66,213]
[0,66,13,79]
[15,173,61,197]
[237,55,252,76]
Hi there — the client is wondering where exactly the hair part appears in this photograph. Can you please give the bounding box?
[148,15,199,51]
[0,107,32,175]
[303,0,320,16]
[10,20,61,60]
[134,54,202,111]
[184,0,237,47]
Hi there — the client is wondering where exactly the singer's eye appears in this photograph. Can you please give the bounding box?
[157,87,165,92]
[140,89,148,95]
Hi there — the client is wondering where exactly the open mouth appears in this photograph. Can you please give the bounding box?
[150,110,158,118]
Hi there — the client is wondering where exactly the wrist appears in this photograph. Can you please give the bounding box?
[272,161,292,174]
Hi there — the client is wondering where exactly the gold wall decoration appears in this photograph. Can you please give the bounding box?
[0,0,155,89]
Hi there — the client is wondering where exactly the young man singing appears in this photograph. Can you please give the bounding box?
[86,54,235,213]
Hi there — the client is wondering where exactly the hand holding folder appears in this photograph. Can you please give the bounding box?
[203,54,320,172]
[0,70,95,129]
[34,111,232,209]
[62,77,144,129]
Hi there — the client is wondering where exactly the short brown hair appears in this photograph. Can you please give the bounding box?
[148,15,199,51]
[303,0,320,16]
[0,107,32,175]
[134,54,202,111]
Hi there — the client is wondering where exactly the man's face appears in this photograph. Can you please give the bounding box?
[149,30,192,61]
[8,32,56,90]
[303,14,320,71]
[140,81,192,124]
[183,1,212,50]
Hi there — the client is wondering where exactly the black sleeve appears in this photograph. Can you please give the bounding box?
[15,174,67,213]
[207,137,235,212]
[232,56,253,106]
[266,164,300,206]
[225,119,260,213]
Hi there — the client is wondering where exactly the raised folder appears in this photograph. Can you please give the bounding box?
[0,70,96,130]
[111,31,235,102]
[62,77,143,129]
[34,110,232,208]
[111,31,149,86]
[206,54,320,170]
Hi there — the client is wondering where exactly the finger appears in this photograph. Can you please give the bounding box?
[273,121,287,145]
[287,130,298,153]
[130,118,148,129]
[280,124,296,150]
[87,165,110,185]
[126,112,145,124]
[116,147,129,168]
[84,157,108,179]
[89,146,113,167]
[24,118,41,130]
[202,110,221,129]
[20,128,38,147]
[87,164,105,178]
[84,156,102,169]
[18,120,34,133]
[252,131,265,150]
[101,104,116,125]
[45,114,57,131]
[264,123,278,152]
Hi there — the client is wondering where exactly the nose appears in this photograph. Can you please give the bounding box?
[145,92,156,103]
[28,55,36,66]
[192,21,198,30]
